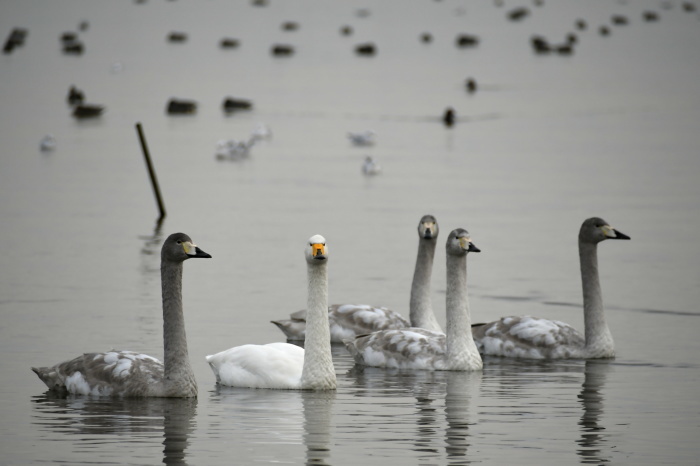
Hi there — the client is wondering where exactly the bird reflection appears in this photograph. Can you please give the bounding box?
[140,216,166,258]
[445,371,481,463]
[577,360,612,464]
[301,390,335,465]
[345,366,481,463]
[210,381,336,465]
[31,394,197,465]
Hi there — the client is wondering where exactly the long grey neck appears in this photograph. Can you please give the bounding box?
[301,262,336,390]
[409,238,441,332]
[162,261,197,396]
[445,253,477,367]
[579,241,613,353]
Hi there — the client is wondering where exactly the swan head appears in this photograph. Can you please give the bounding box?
[305,234,328,264]
[162,232,212,262]
[446,228,480,256]
[579,217,630,244]
[418,214,439,240]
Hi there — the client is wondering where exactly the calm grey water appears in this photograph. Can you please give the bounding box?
[1,0,699,464]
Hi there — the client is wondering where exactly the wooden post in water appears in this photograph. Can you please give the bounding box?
[135,122,166,220]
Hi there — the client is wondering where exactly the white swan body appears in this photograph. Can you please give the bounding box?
[472,217,630,359]
[32,233,211,397]
[345,228,483,371]
[207,235,336,390]
[271,215,441,341]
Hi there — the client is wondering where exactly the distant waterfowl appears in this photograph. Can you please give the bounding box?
[78,20,89,32]
[167,99,197,115]
[222,97,253,112]
[32,233,211,397]
[72,104,104,118]
[599,25,610,36]
[420,32,433,43]
[215,139,251,160]
[472,217,630,359]
[362,156,382,176]
[63,40,84,55]
[575,19,588,30]
[611,14,629,26]
[340,25,353,36]
[215,124,272,161]
[206,235,336,390]
[455,34,479,48]
[443,107,455,127]
[356,8,371,18]
[344,228,483,371]
[531,35,551,54]
[281,21,299,31]
[168,32,188,43]
[220,37,240,48]
[466,78,477,93]
[507,7,530,21]
[60,32,78,43]
[271,44,294,56]
[642,11,660,21]
[355,42,376,56]
[3,27,27,54]
[251,123,273,141]
[347,130,375,146]
[67,86,84,106]
[682,2,696,12]
[272,215,441,341]
[40,135,56,152]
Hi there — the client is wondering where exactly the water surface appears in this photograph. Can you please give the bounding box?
[1,0,699,464]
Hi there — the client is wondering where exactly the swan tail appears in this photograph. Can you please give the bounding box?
[270,320,306,341]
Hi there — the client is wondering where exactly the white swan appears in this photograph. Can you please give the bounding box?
[206,235,337,390]
[31,233,211,397]
[344,228,483,371]
[472,217,630,359]
[271,214,442,341]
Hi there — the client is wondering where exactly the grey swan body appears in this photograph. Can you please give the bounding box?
[344,228,483,371]
[472,217,630,359]
[271,215,441,342]
[31,233,211,397]
[206,235,336,390]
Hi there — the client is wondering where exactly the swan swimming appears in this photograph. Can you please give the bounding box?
[206,235,336,390]
[471,217,630,359]
[271,214,443,341]
[31,233,211,397]
[344,228,483,371]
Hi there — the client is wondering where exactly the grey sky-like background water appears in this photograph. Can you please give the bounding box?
[1,0,699,464]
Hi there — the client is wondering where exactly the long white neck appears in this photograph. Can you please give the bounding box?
[445,253,482,370]
[301,262,336,390]
[161,261,197,397]
[579,241,614,356]
[409,237,441,332]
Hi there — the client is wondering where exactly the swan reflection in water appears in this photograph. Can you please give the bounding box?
[210,384,336,466]
[577,360,612,464]
[31,395,197,465]
[345,365,482,462]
